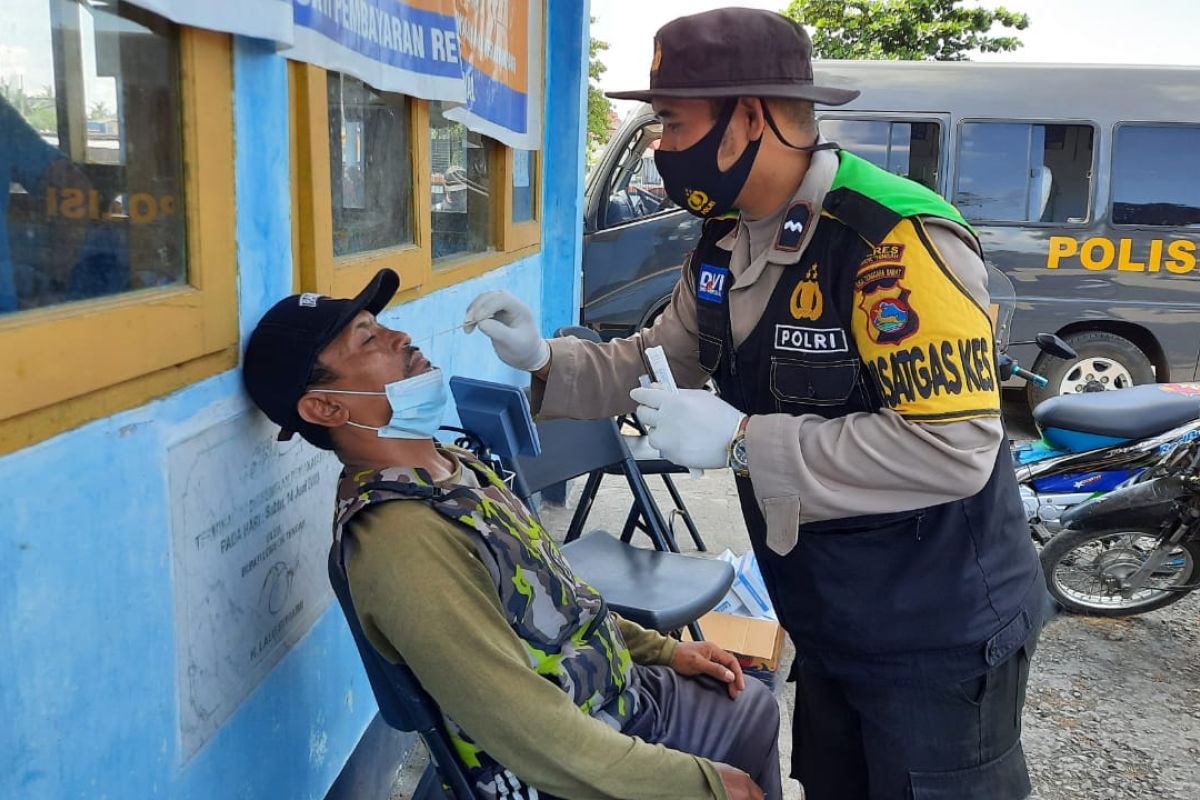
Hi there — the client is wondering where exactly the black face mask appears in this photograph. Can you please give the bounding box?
[655,101,760,219]
[655,100,840,220]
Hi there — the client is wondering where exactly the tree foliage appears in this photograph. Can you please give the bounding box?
[782,0,1029,61]
[587,24,614,150]
[0,78,58,132]
[88,100,113,120]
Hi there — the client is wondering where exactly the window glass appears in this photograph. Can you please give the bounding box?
[1,0,185,316]
[820,119,941,191]
[512,149,534,223]
[327,73,413,256]
[1112,125,1200,227]
[603,122,675,228]
[955,122,1093,223]
[822,119,889,168]
[430,100,492,261]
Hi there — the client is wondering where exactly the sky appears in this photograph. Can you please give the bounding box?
[592,0,1200,118]
[1,0,119,114]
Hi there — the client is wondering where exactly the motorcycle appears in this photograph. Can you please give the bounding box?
[1011,377,1200,543]
[988,267,1200,543]
[1038,436,1200,616]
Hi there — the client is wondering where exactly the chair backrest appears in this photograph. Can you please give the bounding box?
[327,541,477,800]
[514,417,632,497]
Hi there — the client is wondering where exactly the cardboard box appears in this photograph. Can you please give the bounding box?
[685,610,785,672]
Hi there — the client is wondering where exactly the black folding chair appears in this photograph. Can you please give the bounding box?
[327,541,473,800]
[553,325,708,552]
[503,413,732,640]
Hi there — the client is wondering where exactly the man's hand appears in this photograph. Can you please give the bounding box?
[464,290,551,372]
[670,640,746,699]
[716,763,764,800]
[629,386,744,470]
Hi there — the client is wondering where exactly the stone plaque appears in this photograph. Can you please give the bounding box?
[169,412,340,758]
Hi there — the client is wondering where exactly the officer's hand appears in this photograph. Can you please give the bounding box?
[670,641,746,699]
[464,291,551,372]
[716,763,764,800]
[629,387,744,470]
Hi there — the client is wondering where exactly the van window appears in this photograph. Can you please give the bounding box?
[820,119,941,191]
[955,122,1093,224]
[1111,125,1200,227]
[603,122,675,228]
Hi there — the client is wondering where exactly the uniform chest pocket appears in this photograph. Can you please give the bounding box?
[770,357,860,406]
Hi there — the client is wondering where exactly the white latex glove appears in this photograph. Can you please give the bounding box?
[630,386,746,470]
[464,290,551,372]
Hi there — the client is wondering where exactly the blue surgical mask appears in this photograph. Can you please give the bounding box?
[311,367,448,439]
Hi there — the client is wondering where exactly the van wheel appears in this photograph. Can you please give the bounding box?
[1027,331,1155,408]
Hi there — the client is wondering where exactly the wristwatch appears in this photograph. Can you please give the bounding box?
[728,418,750,478]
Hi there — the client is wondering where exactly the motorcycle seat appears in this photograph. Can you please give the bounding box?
[1034,383,1200,440]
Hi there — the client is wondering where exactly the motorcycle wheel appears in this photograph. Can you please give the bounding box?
[1041,527,1199,617]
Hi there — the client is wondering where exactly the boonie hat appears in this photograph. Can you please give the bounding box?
[607,8,859,106]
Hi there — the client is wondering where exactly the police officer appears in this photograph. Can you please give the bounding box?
[466,8,1044,799]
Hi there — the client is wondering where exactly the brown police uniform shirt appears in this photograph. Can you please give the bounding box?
[534,144,1004,545]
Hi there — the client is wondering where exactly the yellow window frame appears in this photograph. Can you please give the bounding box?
[291,62,432,302]
[503,147,541,252]
[0,29,238,456]
[290,63,542,300]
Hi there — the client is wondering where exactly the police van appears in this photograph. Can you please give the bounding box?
[581,61,1200,406]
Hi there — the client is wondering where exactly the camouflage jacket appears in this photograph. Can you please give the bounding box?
[333,447,640,800]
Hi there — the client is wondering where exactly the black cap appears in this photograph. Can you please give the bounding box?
[607,8,859,106]
[243,269,400,450]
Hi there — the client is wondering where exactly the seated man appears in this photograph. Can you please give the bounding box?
[242,268,781,800]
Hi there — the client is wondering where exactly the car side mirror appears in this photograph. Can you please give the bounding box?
[1035,333,1077,360]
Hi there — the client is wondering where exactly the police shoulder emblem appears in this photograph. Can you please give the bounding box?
[776,202,811,251]
[855,265,919,344]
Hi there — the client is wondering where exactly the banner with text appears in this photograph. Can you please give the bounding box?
[124,0,295,44]
[442,0,541,150]
[125,0,542,149]
[289,0,541,150]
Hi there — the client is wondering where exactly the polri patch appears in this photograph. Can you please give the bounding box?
[697,264,731,304]
[775,202,811,251]
[774,325,849,353]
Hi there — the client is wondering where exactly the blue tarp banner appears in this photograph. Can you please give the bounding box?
[126,0,542,149]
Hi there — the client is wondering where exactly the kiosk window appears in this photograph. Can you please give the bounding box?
[1,0,186,316]
[1112,125,1200,227]
[820,119,941,191]
[955,122,1093,223]
[430,100,493,262]
[512,149,535,223]
[327,73,414,257]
